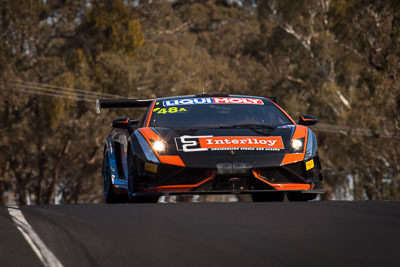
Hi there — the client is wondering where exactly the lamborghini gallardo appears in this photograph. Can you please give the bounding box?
[97,94,323,203]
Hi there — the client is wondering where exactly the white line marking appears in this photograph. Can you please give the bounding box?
[7,206,64,267]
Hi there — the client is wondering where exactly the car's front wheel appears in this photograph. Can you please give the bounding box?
[287,182,321,201]
[286,192,318,201]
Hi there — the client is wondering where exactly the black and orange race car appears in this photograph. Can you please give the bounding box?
[97,94,323,203]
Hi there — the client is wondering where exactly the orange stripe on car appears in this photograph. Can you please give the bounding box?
[138,127,186,167]
[252,169,311,190]
[144,100,156,127]
[281,125,308,165]
[157,155,185,167]
[291,124,307,140]
[281,153,304,165]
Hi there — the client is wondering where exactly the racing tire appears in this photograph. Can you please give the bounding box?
[286,192,318,202]
[130,196,160,204]
[287,182,321,201]
[251,192,285,202]
[103,151,126,204]
[127,152,159,204]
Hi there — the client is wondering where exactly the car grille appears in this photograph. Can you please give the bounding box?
[157,166,214,186]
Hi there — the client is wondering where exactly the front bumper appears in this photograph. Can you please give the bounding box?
[132,189,325,197]
[137,156,323,194]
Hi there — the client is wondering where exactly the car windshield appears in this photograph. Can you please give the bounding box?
[148,97,293,128]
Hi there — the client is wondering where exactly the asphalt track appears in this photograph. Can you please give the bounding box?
[1,201,400,267]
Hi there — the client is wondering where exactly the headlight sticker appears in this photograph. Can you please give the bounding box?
[175,135,284,152]
[305,159,314,170]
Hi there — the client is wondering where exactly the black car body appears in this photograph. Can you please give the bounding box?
[98,94,323,203]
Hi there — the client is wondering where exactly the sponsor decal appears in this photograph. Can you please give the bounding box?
[144,163,158,173]
[153,107,187,114]
[277,125,295,129]
[175,135,284,152]
[163,97,264,107]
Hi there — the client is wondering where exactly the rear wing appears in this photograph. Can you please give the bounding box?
[96,98,154,113]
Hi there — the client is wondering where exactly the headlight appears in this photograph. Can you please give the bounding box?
[291,139,303,151]
[152,141,165,152]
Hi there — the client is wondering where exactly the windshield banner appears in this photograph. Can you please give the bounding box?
[163,98,264,107]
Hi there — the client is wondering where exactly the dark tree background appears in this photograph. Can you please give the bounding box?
[0,0,399,204]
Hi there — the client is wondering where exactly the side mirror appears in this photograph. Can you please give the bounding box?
[111,117,130,129]
[298,115,318,126]
[129,119,139,129]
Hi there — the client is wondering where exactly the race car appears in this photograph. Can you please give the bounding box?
[97,94,323,203]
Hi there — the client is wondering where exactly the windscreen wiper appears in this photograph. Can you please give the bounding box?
[173,125,224,133]
[188,125,231,131]
[186,124,276,131]
[229,124,276,130]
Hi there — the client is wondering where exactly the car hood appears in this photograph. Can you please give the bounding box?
[139,125,304,168]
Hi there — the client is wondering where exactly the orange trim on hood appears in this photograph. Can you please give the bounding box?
[282,153,304,165]
[157,155,185,167]
[282,125,308,165]
[291,125,307,139]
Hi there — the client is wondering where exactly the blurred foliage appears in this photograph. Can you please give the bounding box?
[84,0,144,57]
[0,0,399,204]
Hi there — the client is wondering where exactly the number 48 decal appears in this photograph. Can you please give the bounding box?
[153,107,187,114]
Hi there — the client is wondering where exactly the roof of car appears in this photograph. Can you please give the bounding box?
[155,94,271,101]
